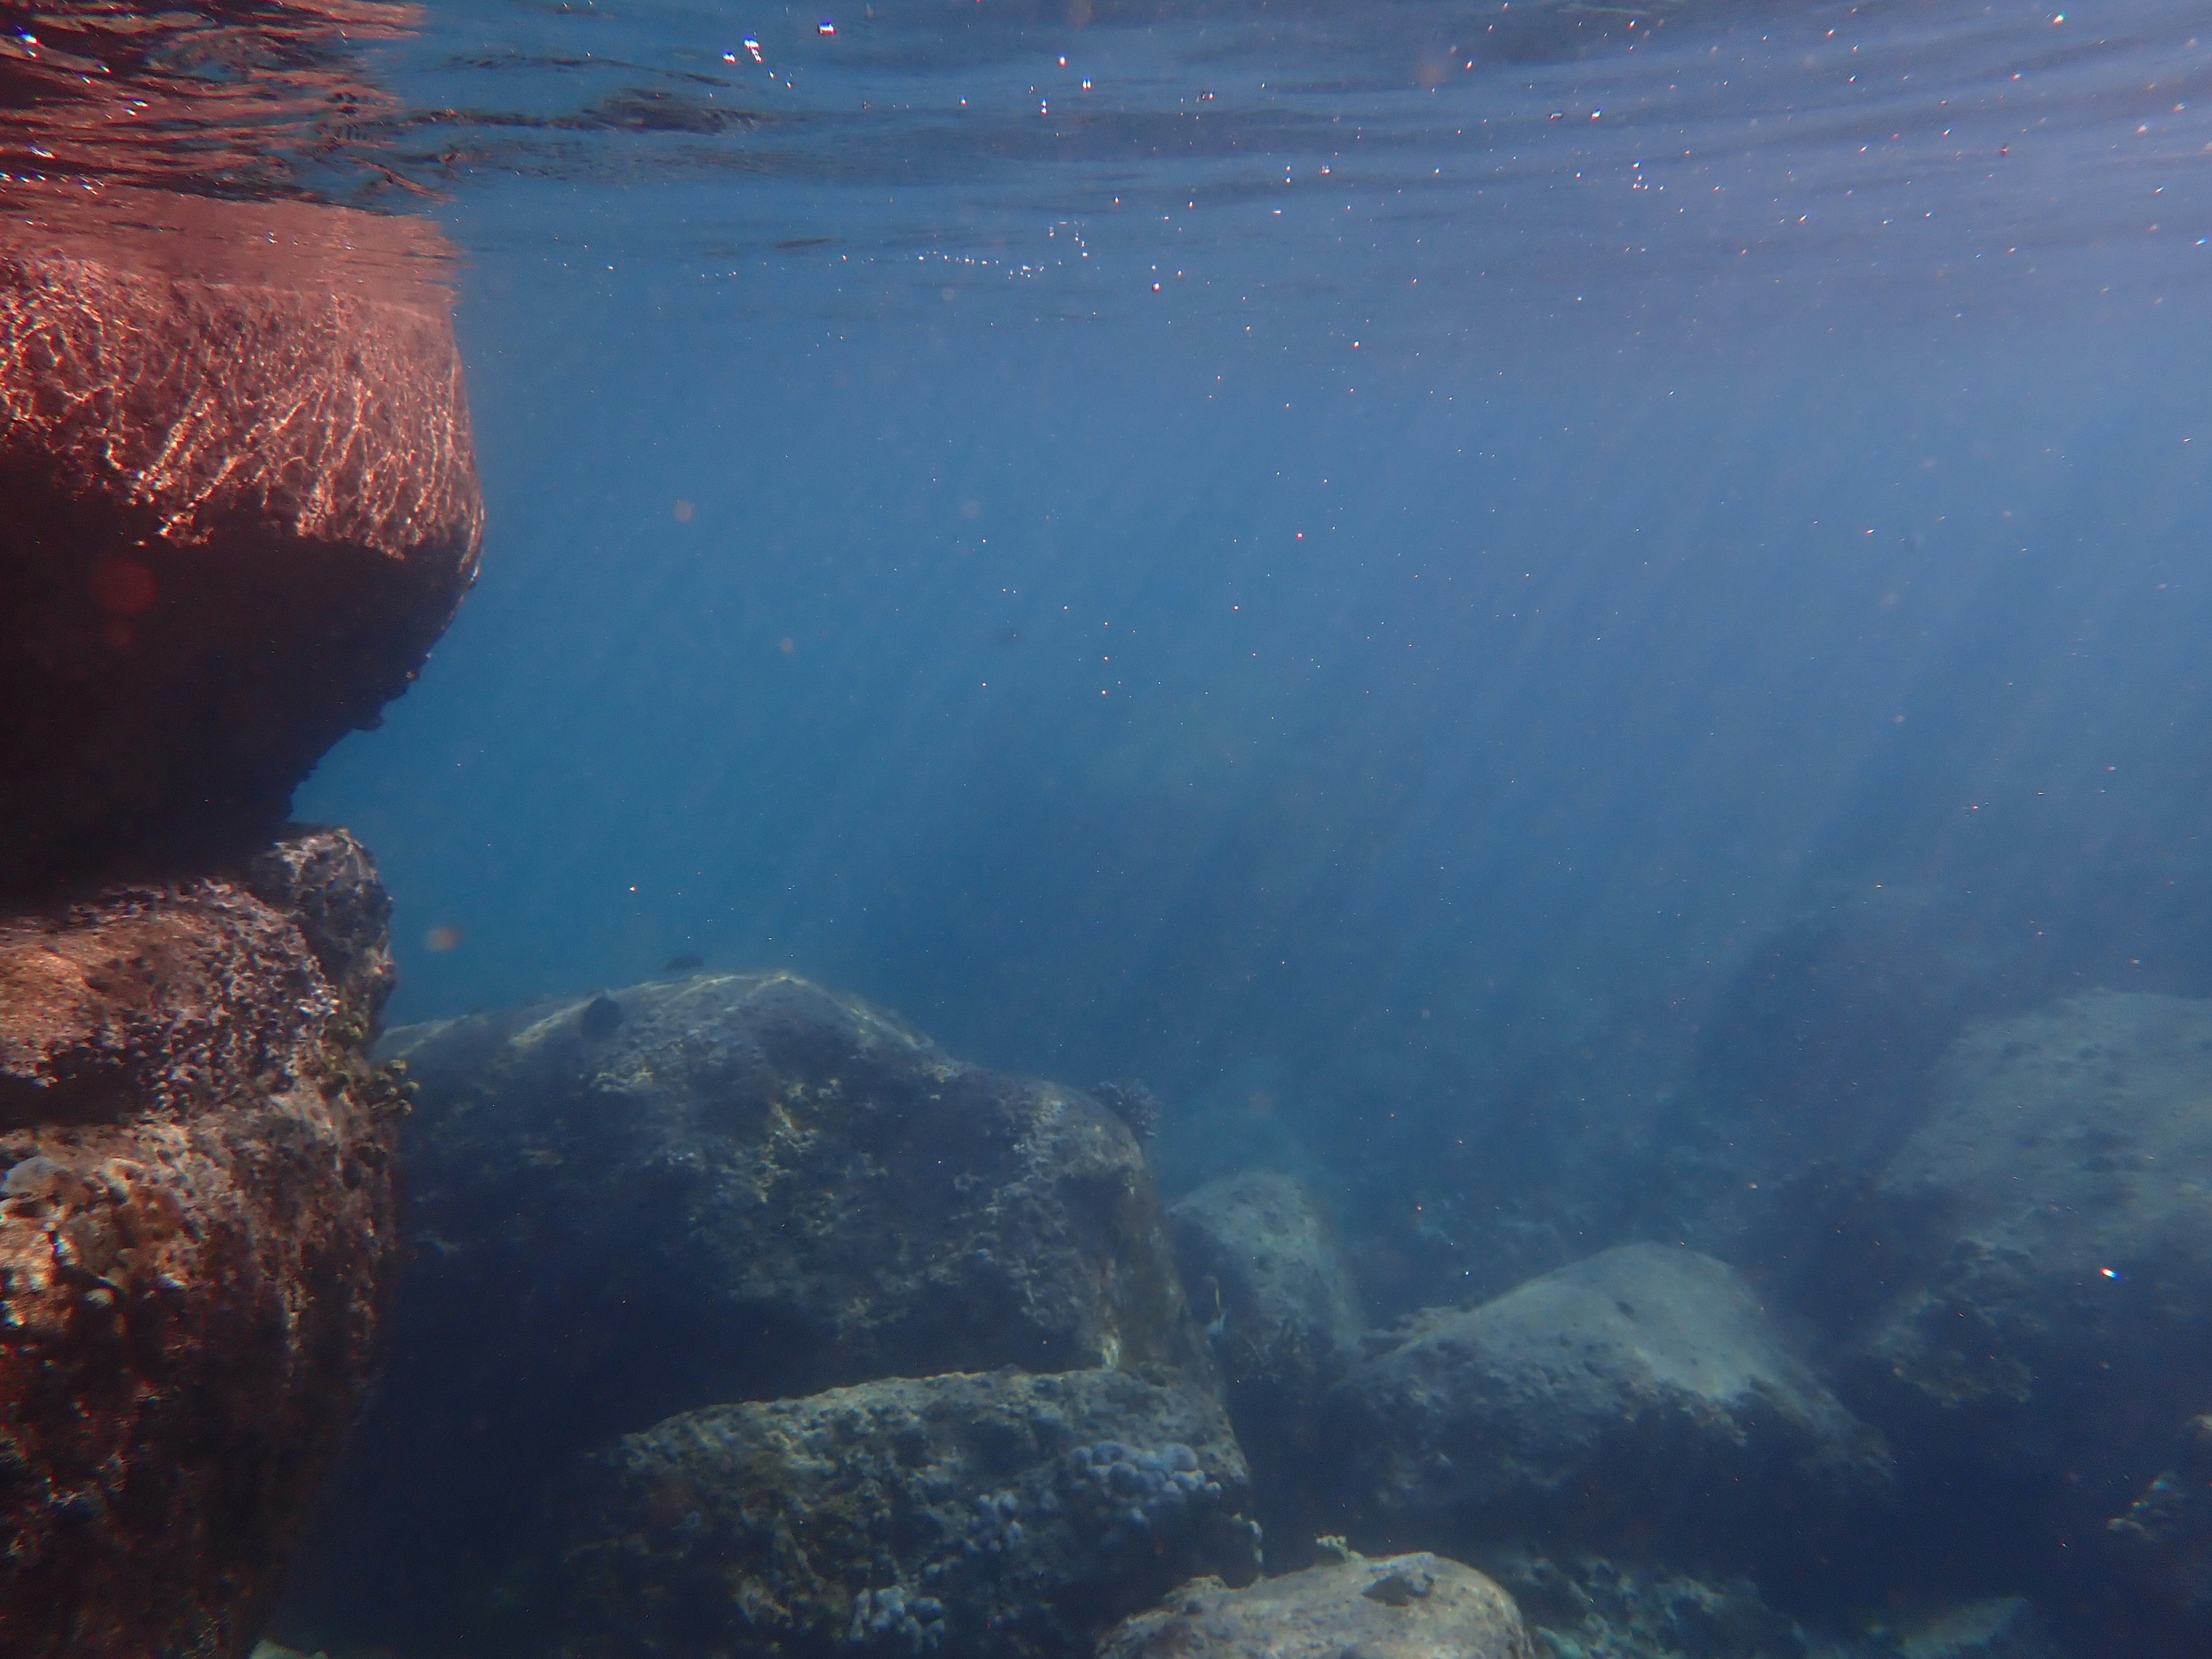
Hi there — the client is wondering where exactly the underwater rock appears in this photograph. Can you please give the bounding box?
[1848,992,2212,1605]
[1338,1244,1892,1580]
[0,187,483,893]
[289,970,1205,1647]
[1169,1172,1365,1552]
[2109,1414,2212,1637]
[0,826,402,1659]
[1878,1597,2069,1659]
[549,1366,1261,1659]
[1485,1548,1813,1659]
[1098,1551,1532,1659]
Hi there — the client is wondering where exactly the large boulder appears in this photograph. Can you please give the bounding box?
[550,1367,1261,1659]
[1099,1551,1531,1659]
[1850,991,2212,1617]
[0,185,483,892]
[1169,1172,1364,1548]
[286,972,1208,1646]
[1338,1244,1892,1579]
[0,827,403,1659]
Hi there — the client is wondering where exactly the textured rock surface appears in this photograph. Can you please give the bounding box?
[2110,1413,2212,1637]
[287,971,1206,1646]
[1887,1599,2068,1659]
[1169,1172,1363,1550]
[1172,1172,1363,1397]
[0,186,483,891]
[0,827,402,1659]
[1339,1244,1891,1575]
[1849,992,2212,1586]
[1487,1550,1819,1659]
[551,1367,1260,1659]
[1099,1552,1531,1659]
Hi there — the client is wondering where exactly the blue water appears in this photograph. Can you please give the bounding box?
[172,1,2212,1651]
[301,0,2212,1230]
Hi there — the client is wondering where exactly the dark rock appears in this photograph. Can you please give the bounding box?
[288,971,1207,1647]
[1338,1244,1892,1582]
[0,186,483,893]
[1847,993,2212,1599]
[1485,1548,1811,1659]
[245,825,399,1025]
[2110,1414,2212,1637]
[1096,1078,1164,1141]
[549,1367,1260,1659]
[1099,1551,1531,1659]
[577,991,624,1039]
[0,827,401,1659]
[1171,1172,1365,1552]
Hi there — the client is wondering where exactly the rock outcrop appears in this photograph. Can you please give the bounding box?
[2110,1413,2212,1640]
[1169,1172,1364,1550]
[0,186,483,892]
[1338,1244,1892,1579]
[288,971,1209,1646]
[0,827,403,1659]
[1099,1552,1532,1659]
[1486,1549,1820,1659]
[550,1367,1260,1659]
[1847,991,2212,1628]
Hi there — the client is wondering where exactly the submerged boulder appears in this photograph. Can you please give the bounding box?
[0,187,483,892]
[551,1366,1260,1659]
[1169,1172,1364,1548]
[1486,1549,1815,1659]
[1099,1551,1531,1659]
[0,827,402,1659]
[1338,1243,1891,1577]
[1171,1172,1364,1396]
[289,971,1207,1646]
[1849,991,2212,1616]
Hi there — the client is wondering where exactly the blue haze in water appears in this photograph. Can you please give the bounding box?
[305,0,2212,1279]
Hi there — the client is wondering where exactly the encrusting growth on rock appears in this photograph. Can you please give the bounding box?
[0,828,404,1659]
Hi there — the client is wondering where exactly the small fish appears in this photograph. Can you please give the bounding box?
[662,953,706,974]
[1199,1274,1229,1343]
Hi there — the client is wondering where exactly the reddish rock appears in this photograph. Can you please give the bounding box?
[0,827,403,1659]
[0,186,484,891]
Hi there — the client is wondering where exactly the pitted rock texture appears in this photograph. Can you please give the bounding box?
[287,971,1207,1649]
[1169,1172,1364,1552]
[1099,1552,1532,1659]
[550,1368,1260,1659]
[0,187,483,891]
[1338,1244,1892,1579]
[0,826,402,1659]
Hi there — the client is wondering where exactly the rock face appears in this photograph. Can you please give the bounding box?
[290,971,1207,1645]
[551,1367,1260,1659]
[1169,1173,1364,1548]
[0,827,403,1659]
[0,186,483,892]
[1099,1552,1532,1659]
[1487,1549,1818,1659]
[1847,991,2212,1620]
[2110,1414,2212,1638]
[1339,1244,1892,1578]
